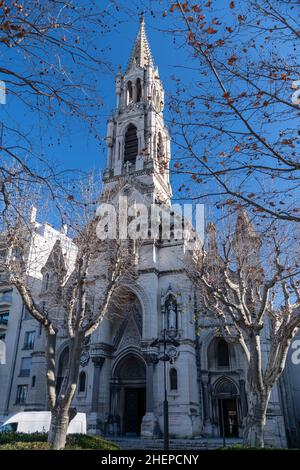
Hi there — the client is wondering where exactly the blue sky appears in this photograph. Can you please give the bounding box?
[14,5,189,175]
[2,1,297,230]
[2,3,191,181]
[65,11,186,171]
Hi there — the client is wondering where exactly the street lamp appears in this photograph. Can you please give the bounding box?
[151,329,179,451]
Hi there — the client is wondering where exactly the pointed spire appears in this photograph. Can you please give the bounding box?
[126,14,154,71]
[233,209,260,243]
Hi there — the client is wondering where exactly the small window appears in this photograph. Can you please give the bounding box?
[217,339,230,367]
[20,357,31,377]
[31,376,36,388]
[170,368,178,391]
[78,371,86,393]
[16,385,28,404]
[24,331,35,350]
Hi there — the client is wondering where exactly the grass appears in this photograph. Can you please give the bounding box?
[0,432,119,450]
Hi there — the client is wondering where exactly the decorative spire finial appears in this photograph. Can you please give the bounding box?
[126,15,154,71]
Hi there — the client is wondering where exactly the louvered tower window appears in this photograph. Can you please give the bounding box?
[124,124,138,163]
[136,78,142,102]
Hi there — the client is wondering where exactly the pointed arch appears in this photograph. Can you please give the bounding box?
[214,376,238,397]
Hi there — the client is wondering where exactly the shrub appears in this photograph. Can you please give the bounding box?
[0,432,119,450]
[0,432,47,445]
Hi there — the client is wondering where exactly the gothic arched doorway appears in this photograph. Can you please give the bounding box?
[215,378,239,438]
[110,354,146,436]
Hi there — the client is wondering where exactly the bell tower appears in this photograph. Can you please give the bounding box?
[104,15,172,205]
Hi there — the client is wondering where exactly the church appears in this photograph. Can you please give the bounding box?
[0,17,295,448]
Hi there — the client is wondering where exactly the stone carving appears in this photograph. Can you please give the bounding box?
[167,298,177,331]
[119,315,141,350]
[80,350,90,367]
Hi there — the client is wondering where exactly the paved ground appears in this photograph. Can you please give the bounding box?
[110,437,243,450]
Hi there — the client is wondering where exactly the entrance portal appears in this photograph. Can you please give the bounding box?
[111,354,146,436]
[215,378,240,438]
[124,387,146,436]
[218,398,239,437]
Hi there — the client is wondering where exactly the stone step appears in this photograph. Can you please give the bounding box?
[110,437,243,450]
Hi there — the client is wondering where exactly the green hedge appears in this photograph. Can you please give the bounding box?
[0,432,119,450]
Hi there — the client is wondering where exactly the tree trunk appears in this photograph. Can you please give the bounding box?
[47,334,82,449]
[48,406,70,450]
[243,389,270,448]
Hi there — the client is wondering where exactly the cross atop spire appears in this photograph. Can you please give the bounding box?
[126,14,154,71]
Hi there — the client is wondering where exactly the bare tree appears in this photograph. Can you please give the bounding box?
[154,0,300,223]
[189,210,300,447]
[0,0,118,218]
[0,177,138,449]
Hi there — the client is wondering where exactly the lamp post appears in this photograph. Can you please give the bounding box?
[162,328,169,451]
[219,397,226,448]
[151,328,179,451]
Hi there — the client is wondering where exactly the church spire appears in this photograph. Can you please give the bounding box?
[104,16,172,205]
[127,13,154,71]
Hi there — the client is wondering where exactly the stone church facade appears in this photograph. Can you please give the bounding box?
[0,18,297,447]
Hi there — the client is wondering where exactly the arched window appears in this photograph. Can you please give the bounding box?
[136,78,142,102]
[124,124,138,163]
[170,368,178,391]
[217,339,230,367]
[126,81,133,105]
[78,371,86,393]
[157,132,164,162]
